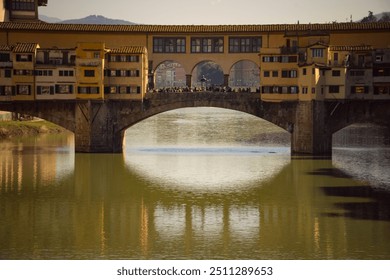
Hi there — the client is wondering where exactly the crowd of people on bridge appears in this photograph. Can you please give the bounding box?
[149,86,261,94]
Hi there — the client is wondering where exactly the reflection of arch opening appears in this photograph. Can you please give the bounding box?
[333,122,390,148]
[124,107,290,189]
[229,60,260,89]
[191,61,224,88]
[154,60,186,89]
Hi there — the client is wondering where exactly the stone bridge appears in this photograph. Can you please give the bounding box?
[1,92,390,156]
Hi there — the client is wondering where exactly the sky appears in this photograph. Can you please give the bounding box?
[40,0,390,25]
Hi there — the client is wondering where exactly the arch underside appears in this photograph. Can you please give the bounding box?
[327,101,390,134]
[0,101,76,132]
[115,92,297,134]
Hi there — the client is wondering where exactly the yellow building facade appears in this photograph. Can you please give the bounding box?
[0,20,389,102]
[0,41,148,101]
[104,46,148,100]
[76,42,105,100]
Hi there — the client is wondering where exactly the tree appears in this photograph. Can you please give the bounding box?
[361,11,377,23]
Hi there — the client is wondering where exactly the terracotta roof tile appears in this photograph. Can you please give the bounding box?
[0,45,13,51]
[13,43,39,53]
[108,46,147,54]
[0,22,389,33]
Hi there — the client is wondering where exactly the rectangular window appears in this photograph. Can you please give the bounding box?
[302,68,307,75]
[104,86,117,94]
[280,56,297,63]
[0,86,13,96]
[59,70,74,77]
[35,70,53,76]
[374,86,389,95]
[272,71,278,77]
[128,55,139,62]
[12,0,35,11]
[281,70,297,78]
[14,69,33,76]
[334,53,339,63]
[16,54,33,62]
[109,55,140,62]
[84,70,95,77]
[375,55,383,62]
[4,69,12,78]
[350,70,365,76]
[78,86,100,94]
[56,85,74,94]
[153,37,186,53]
[351,86,369,94]
[332,70,341,76]
[16,85,31,95]
[229,37,262,53]
[191,37,224,53]
[37,86,54,95]
[262,56,272,62]
[263,71,270,77]
[329,85,340,94]
[0,52,10,62]
[373,67,390,76]
[311,48,324,58]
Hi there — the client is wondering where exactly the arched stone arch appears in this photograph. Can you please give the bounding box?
[191,60,225,88]
[153,60,187,89]
[228,60,260,89]
[327,101,390,135]
[0,102,76,133]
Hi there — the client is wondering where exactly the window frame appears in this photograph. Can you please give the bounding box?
[153,37,186,53]
[191,37,224,53]
[229,37,262,53]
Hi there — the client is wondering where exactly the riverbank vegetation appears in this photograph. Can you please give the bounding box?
[0,120,65,139]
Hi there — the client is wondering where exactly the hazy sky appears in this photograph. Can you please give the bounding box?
[40,0,389,25]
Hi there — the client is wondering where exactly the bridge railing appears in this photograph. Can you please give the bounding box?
[149,86,261,94]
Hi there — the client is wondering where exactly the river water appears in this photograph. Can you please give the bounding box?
[1,108,390,260]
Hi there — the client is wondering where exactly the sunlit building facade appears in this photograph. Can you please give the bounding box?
[0,0,389,102]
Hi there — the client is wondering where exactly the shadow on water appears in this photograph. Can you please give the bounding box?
[321,185,390,221]
[307,168,353,179]
[307,166,390,221]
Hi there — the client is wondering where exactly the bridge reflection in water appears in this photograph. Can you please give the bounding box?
[1,130,390,259]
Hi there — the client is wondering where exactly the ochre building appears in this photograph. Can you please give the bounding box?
[0,0,389,102]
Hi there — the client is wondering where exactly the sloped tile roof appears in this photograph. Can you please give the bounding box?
[0,45,13,51]
[108,46,147,54]
[13,43,39,53]
[0,22,389,33]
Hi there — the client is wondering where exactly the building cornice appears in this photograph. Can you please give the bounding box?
[0,22,389,34]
